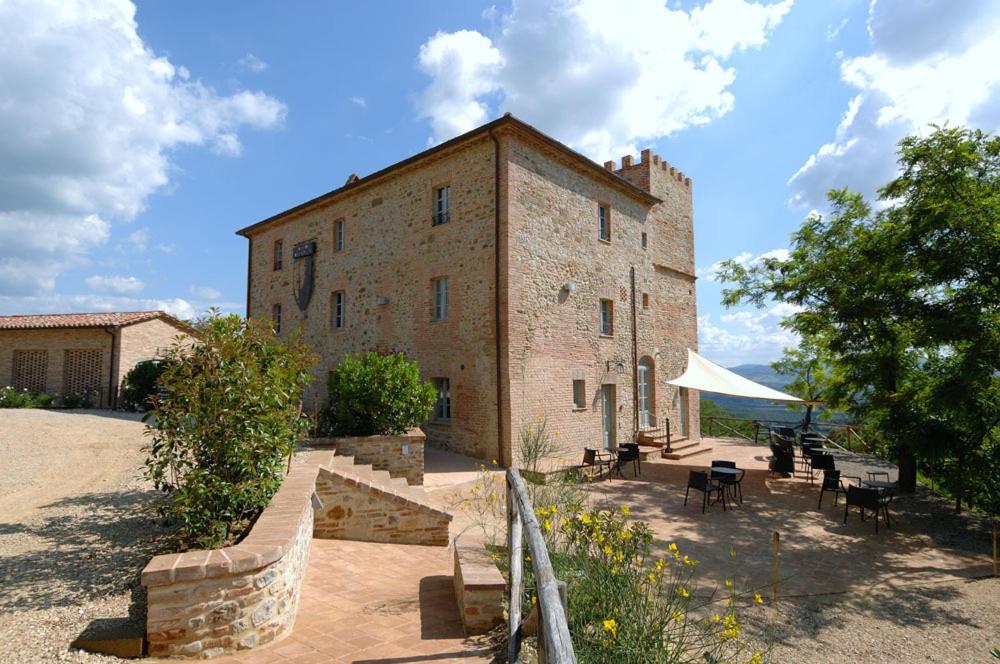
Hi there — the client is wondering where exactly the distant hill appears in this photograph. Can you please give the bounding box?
[701,364,848,426]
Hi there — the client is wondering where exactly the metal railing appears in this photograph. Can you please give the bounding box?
[704,416,874,453]
[506,468,576,664]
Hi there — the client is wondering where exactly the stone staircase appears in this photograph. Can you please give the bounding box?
[637,428,713,461]
[313,452,452,546]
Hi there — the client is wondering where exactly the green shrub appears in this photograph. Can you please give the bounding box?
[0,387,57,408]
[119,359,166,411]
[144,314,316,549]
[318,351,437,437]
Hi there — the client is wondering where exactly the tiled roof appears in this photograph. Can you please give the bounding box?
[0,311,185,330]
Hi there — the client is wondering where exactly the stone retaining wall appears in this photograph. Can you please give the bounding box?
[312,465,450,545]
[309,429,425,485]
[453,532,506,634]
[141,455,329,659]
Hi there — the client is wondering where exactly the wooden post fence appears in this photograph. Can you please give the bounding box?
[772,531,780,602]
[993,518,997,578]
[506,468,576,663]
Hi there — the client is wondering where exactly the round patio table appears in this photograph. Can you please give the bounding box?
[710,466,745,505]
[862,479,897,527]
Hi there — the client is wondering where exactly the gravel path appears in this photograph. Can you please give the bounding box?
[0,409,174,663]
[748,576,1000,663]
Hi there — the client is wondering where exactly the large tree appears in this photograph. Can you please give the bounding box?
[719,127,1000,495]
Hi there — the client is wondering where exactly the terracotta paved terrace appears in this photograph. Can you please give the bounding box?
[586,438,994,599]
[211,448,492,664]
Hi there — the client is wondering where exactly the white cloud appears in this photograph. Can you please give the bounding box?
[123,227,150,254]
[349,96,367,108]
[0,0,287,296]
[238,52,268,73]
[788,0,1000,209]
[190,285,222,300]
[415,0,792,158]
[699,307,798,365]
[696,247,790,280]
[0,294,198,319]
[825,17,848,41]
[85,275,145,295]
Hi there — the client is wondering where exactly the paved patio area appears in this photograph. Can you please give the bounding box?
[587,438,994,598]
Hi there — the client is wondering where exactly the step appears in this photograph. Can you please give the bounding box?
[663,445,713,460]
[314,456,451,546]
[666,439,698,452]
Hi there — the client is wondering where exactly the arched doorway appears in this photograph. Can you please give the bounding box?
[638,357,655,428]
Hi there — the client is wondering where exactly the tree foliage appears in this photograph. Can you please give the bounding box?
[718,126,1000,504]
[771,341,834,431]
[119,359,166,411]
[318,351,437,437]
[144,314,316,548]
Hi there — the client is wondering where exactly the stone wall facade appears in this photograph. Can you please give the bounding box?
[309,429,425,485]
[141,457,322,658]
[240,116,699,466]
[312,465,451,545]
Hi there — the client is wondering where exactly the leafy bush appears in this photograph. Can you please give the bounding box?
[119,359,166,411]
[144,314,316,549]
[0,387,51,408]
[318,352,437,437]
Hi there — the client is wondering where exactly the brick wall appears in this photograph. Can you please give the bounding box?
[246,137,500,461]
[141,457,320,658]
[309,429,425,485]
[116,318,191,397]
[0,328,113,406]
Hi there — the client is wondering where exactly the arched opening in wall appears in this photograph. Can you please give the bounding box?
[678,387,690,437]
[638,356,655,428]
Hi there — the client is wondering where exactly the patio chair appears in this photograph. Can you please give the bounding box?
[711,460,744,504]
[774,426,797,441]
[867,470,891,482]
[768,446,795,477]
[799,441,824,473]
[843,485,890,533]
[684,470,726,513]
[613,443,641,478]
[817,469,861,509]
[577,448,613,482]
[809,450,836,484]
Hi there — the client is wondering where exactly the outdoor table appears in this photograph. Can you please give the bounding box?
[709,466,745,505]
[862,479,897,526]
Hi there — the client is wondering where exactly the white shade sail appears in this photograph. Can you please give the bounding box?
[667,349,804,403]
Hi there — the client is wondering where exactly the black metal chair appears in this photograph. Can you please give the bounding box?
[768,445,795,477]
[817,469,861,508]
[711,460,744,504]
[799,441,824,473]
[844,485,890,533]
[867,470,891,482]
[577,448,612,482]
[774,426,797,442]
[614,443,641,477]
[809,451,835,484]
[684,470,726,513]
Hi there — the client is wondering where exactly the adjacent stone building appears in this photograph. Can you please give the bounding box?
[0,311,193,408]
[238,114,699,464]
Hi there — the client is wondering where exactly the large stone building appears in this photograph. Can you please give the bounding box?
[238,115,699,464]
[0,311,193,408]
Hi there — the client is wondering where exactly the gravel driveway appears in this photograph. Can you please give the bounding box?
[0,409,173,663]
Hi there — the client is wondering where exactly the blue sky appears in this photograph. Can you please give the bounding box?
[2,0,998,366]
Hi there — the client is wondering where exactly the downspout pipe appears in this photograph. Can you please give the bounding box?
[103,327,117,409]
[631,267,639,436]
[489,129,505,467]
[245,237,254,320]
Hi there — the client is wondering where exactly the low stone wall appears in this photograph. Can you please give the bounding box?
[141,455,329,659]
[453,532,506,635]
[313,465,451,546]
[309,428,425,485]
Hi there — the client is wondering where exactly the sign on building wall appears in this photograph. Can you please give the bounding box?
[293,240,316,311]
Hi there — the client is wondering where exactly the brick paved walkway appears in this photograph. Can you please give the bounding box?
[213,538,493,663]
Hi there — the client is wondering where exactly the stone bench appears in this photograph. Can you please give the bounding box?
[453,532,506,635]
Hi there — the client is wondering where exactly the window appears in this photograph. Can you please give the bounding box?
[641,232,648,249]
[598,204,611,242]
[433,378,451,421]
[432,277,449,321]
[600,299,614,336]
[334,219,345,252]
[433,186,451,226]
[642,293,650,309]
[273,239,283,270]
[573,380,586,409]
[332,291,345,329]
[272,303,282,334]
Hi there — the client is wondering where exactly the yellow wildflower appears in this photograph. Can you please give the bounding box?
[668,542,678,552]
[682,555,694,566]
[543,519,552,533]
[754,592,764,605]
[603,544,613,556]
[676,587,690,598]
[602,619,617,637]
[655,559,665,571]
[672,610,684,622]
[580,512,592,524]
[531,595,537,606]
[648,572,656,583]
[724,579,734,590]
[621,504,631,517]
[748,653,764,664]
[711,613,721,623]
